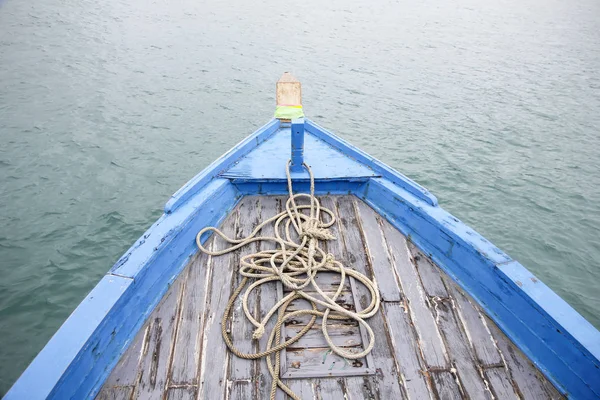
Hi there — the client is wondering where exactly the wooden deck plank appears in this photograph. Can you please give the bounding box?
[383,303,431,400]
[285,324,362,348]
[485,317,565,399]
[102,324,146,387]
[228,197,261,400]
[408,242,448,299]
[315,378,344,400]
[444,279,503,367]
[434,299,491,399]
[335,196,374,310]
[355,201,402,302]
[341,377,373,400]
[196,209,238,400]
[285,291,355,313]
[484,367,519,399]
[318,197,345,267]
[430,371,462,400]
[99,195,562,400]
[362,309,407,400]
[165,387,195,400]
[133,279,184,400]
[284,347,367,375]
[96,387,134,400]
[169,250,211,386]
[283,379,315,400]
[380,219,449,369]
[336,196,404,400]
[257,196,285,399]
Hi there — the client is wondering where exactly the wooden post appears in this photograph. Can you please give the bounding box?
[275,72,306,172]
[275,72,304,121]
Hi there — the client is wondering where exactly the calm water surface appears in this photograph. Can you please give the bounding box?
[1,0,599,393]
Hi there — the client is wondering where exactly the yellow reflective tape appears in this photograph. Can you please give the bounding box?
[274,105,305,120]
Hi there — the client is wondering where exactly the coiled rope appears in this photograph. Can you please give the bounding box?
[195,161,381,400]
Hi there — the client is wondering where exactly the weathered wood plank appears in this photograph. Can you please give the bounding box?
[285,325,362,349]
[315,378,344,400]
[335,196,374,310]
[282,379,315,400]
[341,377,374,400]
[408,243,448,299]
[444,279,503,367]
[362,308,407,400]
[197,209,238,400]
[383,303,431,399]
[256,196,286,400]
[284,347,367,377]
[297,271,352,293]
[430,371,462,400]
[284,313,358,328]
[286,291,355,312]
[102,324,146,387]
[96,386,134,400]
[434,298,491,399]
[227,381,254,400]
[165,387,195,400]
[355,201,402,302]
[381,219,448,368]
[318,196,345,267]
[228,198,261,400]
[485,317,564,399]
[169,251,211,385]
[484,367,518,399]
[99,196,563,400]
[133,279,184,399]
[336,196,405,400]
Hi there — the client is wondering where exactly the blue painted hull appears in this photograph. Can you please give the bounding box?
[5,119,600,399]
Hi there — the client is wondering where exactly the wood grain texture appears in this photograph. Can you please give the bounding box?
[408,242,448,299]
[362,309,407,400]
[430,371,462,400]
[102,325,146,387]
[97,195,562,400]
[165,387,195,400]
[134,279,183,400]
[96,386,133,400]
[486,317,565,400]
[335,196,373,310]
[484,367,519,399]
[256,196,285,400]
[196,209,238,400]
[341,377,374,400]
[315,378,344,400]
[355,201,401,302]
[381,219,449,368]
[282,379,315,400]
[383,303,431,399]
[444,279,502,367]
[335,197,405,400]
[169,251,210,385]
[228,197,261,400]
[434,298,491,399]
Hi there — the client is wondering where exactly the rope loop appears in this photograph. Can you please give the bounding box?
[196,160,381,400]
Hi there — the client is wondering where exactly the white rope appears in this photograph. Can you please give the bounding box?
[195,160,381,400]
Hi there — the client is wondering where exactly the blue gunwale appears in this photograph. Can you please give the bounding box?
[5,118,600,400]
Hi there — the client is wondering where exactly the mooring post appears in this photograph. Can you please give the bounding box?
[274,72,305,172]
[291,118,305,172]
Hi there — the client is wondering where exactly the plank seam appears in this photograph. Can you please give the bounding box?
[162,278,188,400]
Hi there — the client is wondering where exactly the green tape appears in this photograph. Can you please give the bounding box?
[274,105,304,120]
